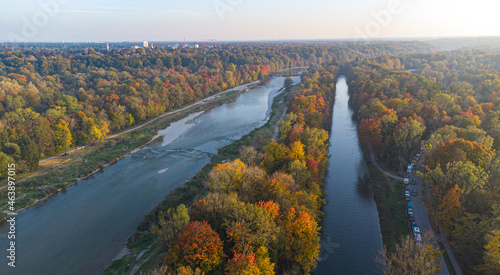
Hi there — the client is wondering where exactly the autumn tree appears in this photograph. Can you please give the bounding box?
[188,192,245,234]
[165,221,224,273]
[239,146,262,166]
[0,152,15,179]
[376,233,442,275]
[225,253,260,275]
[151,204,190,246]
[427,138,492,170]
[205,159,266,202]
[53,119,72,152]
[281,207,321,273]
[479,229,500,275]
[226,203,279,256]
[393,118,426,160]
[435,184,461,233]
[263,140,291,173]
[300,127,328,154]
[358,118,382,147]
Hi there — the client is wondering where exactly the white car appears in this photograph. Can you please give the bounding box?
[413,227,420,235]
[415,234,422,247]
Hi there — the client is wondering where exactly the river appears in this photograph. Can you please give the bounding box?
[0,76,300,275]
[314,76,383,274]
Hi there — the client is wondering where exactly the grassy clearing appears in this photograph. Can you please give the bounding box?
[0,89,242,220]
[104,86,293,274]
[364,150,410,251]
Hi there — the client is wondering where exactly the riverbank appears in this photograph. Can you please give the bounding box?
[104,80,298,275]
[0,81,260,221]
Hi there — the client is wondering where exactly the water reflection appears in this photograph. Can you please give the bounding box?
[315,76,383,275]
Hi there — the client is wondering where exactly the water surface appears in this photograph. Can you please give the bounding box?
[315,76,383,275]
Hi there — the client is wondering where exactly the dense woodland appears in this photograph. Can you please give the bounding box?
[147,64,338,274]
[0,42,435,179]
[348,49,500,274]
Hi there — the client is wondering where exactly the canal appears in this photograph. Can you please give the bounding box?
[314,76,383,274]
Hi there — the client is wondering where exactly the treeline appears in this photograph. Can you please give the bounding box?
[348,49,500,274]
[144,64,337,274]
[0,42,435,178]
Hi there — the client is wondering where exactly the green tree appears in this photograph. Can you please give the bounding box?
[393,118,426,160]
[0,152,15,179]
[19,136,39,171]
[151,204,190,246]
[452,213,492,268]
[2,143,20,156]
[479,229,500,275]
[284,77,293,92]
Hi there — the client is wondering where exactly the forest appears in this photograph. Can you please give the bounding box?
[142,63,338,274]
[0,41,435,179]
[348,49,500,274]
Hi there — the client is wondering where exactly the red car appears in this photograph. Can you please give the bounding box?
[409,215,415,222]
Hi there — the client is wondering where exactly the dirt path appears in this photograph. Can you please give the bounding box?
[368,146,403,180]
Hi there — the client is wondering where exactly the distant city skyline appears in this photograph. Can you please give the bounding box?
[0,0,499,42]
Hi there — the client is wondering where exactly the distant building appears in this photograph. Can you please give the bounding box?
[106,43,109,50]
[143,41,149,48]
[195,44,199,48]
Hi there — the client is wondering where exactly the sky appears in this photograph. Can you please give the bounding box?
[0,0,499,42]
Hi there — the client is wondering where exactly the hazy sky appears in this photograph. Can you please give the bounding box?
[1,0,499,42]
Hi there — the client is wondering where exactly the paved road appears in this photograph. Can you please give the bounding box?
[411,161,463,275]
[368,147,459,274]
[407,168,450,275]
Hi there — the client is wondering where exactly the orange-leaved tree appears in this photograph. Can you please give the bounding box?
[165,221,224,273]
[281,207,320,273]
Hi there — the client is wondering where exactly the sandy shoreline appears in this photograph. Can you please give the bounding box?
[154,111,204,147]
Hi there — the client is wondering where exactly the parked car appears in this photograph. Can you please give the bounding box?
[410,178,416,185]
[407,203,412,208]
[412,190,418,196]
[409,215,415,222]
[404,178,410,185]
[407,165,412,173]
[415,233,422,247]
[405,190,410,196]
[411,222,417,229]
[406,196,411,201]
[408,209,414,215]
[413,227,420,235]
